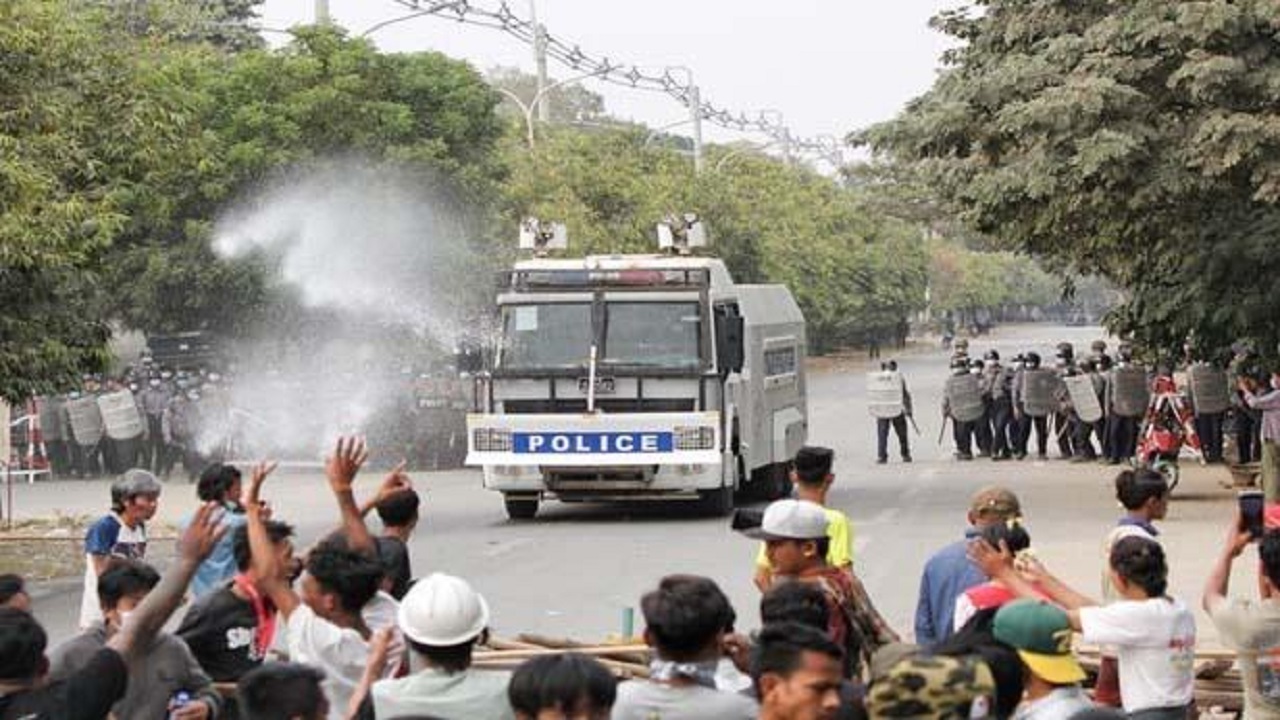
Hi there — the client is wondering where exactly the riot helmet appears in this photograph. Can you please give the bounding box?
[886,360,898,371]
[1025,351,1042,369]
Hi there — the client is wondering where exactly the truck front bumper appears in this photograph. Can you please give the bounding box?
[466,411,724,494]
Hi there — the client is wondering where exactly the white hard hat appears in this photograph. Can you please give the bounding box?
[397,573,490,646]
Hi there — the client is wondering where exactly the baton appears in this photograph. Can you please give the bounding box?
[907,414,922,437]
[937,414,949,446]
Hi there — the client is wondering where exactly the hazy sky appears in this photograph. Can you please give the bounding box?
[259,1,959,148]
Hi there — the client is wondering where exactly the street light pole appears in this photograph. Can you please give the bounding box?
[315,0,330,24]
[498,68,606,149]
[666,67,703,175]
[529,0,550,123]
[688,85,704,174]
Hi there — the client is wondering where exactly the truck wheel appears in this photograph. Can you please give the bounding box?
[697,486,734,517]
[503,494,539,520]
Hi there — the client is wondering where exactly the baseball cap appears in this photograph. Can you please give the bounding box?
[969,486,1020,520]
[992,600,1085,685]
[867,654,995,719]
[739,499,828,541]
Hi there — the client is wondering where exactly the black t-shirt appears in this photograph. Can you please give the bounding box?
[176,585,263,682]
[374,536,412,600]
[0,647,127,720]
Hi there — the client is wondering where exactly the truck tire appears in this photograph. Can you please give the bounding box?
[503,494,539,520]
[697,486,734,517]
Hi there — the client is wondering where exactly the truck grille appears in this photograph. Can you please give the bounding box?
[503,399,695,414]
[472,428,513,452]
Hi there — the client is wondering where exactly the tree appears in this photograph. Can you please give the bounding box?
[0,0,168,401]
[102,24,507,337]
[860,1,1280,357]
[500,127,929,351]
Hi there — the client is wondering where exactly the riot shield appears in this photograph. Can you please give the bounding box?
[1064,375,1103,423]
[866,371,905,419]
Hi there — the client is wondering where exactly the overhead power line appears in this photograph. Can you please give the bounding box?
[386,0,844,167]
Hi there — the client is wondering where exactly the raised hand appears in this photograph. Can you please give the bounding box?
[244,460,278,513]
[375,460,413,504]
[327,436,369,494]
[179,501,228,564]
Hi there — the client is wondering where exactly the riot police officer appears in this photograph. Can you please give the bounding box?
[943,358,982,461]
[139,376,172,474]
[1053,343,1079,460]
[874,360,913,464]
[1105,342,1147,464]
[1013,352,1050,460]
[971,357,992,457]
[982,350,1013,460]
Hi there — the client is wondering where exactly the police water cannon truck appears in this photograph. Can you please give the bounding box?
[463,216,808,520]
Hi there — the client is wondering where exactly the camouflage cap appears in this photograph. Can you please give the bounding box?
[968,486,1020,521]
[867,654,996,720]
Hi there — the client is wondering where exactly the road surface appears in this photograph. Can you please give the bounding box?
[14,324,1246,648]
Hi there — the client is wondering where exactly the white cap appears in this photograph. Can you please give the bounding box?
[740,499,828,541]
[397,573,490,646]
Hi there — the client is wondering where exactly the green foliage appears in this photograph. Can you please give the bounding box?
[101,23,506,337]
[0,0,143,401]
[501,129,929,351]
[861,0,1280,357]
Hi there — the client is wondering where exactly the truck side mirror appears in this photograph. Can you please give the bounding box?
[715,308,745,374]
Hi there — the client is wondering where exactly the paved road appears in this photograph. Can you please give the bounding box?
[15,324,1247,648]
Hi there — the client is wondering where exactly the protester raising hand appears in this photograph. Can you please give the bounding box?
[326,436,379,554]
[359,460,413,518]
[244,461,279,515]
[327,436,370,495]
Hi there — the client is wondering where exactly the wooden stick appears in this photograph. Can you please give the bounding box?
[473,644,650,662]
[516,633,649,663]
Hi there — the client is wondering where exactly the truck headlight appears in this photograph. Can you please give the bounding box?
[673,426,716,451]
[473,428,513,452]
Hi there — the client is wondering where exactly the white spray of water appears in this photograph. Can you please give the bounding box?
[208,161,486,461]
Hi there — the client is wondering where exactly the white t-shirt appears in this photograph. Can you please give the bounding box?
[361,591,407,676]
[286,606,373,720]
[1079,597,1196,712]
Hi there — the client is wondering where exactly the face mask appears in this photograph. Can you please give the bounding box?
[149,379,161,388]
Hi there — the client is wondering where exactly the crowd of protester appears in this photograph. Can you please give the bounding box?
[3,437,1279,720]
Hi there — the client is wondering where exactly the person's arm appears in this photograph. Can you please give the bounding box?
[914,561,937,645]
[171,640,221,720]
[1204,513,1253,614]
[357,462,414,518]
[327,437,376,554]
[969,539,1097,610]
[106,501,225,663]
[346,628,392,720]
[1245,389,1280,411]
[244,461,300,618]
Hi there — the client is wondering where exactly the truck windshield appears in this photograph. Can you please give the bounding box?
[603,302,701,369]
[500,303,592,370]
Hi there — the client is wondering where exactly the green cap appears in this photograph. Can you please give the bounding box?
[992,600,1085,685]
